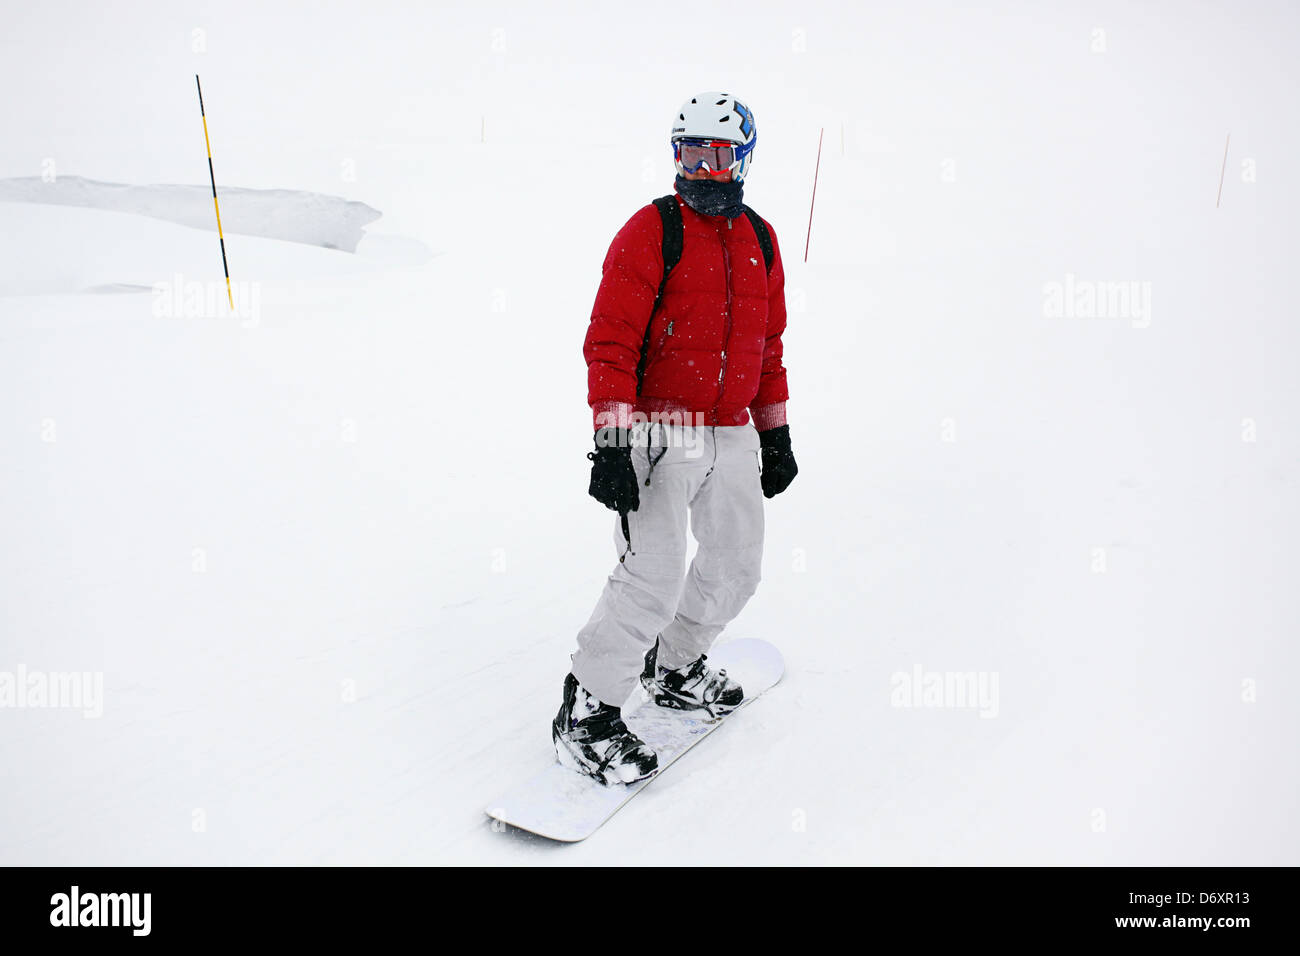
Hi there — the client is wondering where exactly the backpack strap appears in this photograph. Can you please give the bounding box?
[635,196,685,396]
[653,194,685,285]
[742,205,774,276]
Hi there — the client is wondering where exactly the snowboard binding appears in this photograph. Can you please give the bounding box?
[640,641,745,720]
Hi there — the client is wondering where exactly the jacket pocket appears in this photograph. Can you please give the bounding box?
[643,318,674,379]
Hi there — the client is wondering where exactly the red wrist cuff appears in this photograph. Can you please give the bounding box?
[750,401,788,431]
[592,401,635,431]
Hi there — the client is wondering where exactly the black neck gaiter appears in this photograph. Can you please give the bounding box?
[674,174,745,219]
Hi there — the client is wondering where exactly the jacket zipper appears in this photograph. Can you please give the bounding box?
[713,220,733,423]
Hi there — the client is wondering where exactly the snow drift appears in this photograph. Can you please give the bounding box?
[0,175,382,252]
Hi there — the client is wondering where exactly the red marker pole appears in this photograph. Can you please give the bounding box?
[1216,133,1230,208]
[804,127,824,263]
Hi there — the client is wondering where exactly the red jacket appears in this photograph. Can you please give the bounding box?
[584,191,789,431]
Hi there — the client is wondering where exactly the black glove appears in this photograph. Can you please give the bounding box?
[758,425,798,499]
[587,427,640,513]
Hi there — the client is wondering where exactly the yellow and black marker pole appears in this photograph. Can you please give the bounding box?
[195,74,234,311]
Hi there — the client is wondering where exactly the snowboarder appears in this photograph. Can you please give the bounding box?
[552,92,798,785]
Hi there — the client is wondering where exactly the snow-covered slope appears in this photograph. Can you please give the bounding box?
[1,0,1297,865]
[0,200,428,296]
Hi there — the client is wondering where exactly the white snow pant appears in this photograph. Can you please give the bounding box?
[570,422,765,709]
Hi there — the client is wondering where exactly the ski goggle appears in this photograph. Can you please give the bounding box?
[673,138,739,176]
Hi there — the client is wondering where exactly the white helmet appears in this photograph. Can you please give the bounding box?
[671,91,757,181]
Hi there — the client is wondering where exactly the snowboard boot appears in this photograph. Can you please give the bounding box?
[552,673,659,786]
[640,641,745,719]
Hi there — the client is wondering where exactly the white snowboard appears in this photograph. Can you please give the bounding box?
[485,638,784,842]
